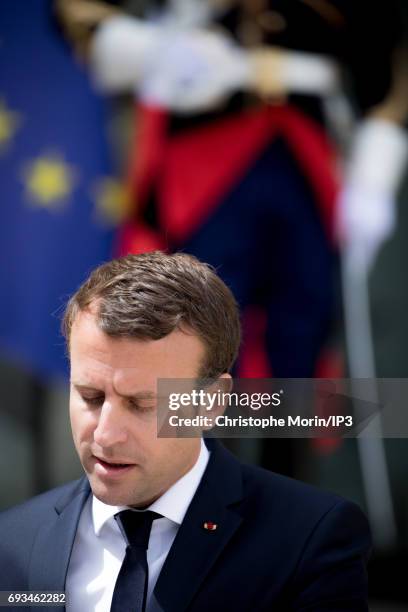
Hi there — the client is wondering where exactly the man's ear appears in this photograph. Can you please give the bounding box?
[218,372,233,393]
[198,373,232,428]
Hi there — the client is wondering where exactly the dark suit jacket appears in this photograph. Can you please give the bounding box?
[0,440,371,611]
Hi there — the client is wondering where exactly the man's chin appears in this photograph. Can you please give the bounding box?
[88,475,152,508]
[90,482,135,507]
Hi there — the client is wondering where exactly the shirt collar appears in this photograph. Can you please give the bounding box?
[92,439,210,536]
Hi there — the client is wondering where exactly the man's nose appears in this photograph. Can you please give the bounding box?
[93,402,128,448]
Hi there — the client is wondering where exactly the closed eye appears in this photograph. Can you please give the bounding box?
[128,398,156,413]
[82,395,105,406]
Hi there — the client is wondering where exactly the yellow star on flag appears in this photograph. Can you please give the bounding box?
[0,99,21,150]
[22,153,77,208]
[92,177,131,226]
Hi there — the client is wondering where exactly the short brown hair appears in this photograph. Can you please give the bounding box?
[62,251,241,379]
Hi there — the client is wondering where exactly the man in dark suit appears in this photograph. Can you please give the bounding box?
[0,251,370,611]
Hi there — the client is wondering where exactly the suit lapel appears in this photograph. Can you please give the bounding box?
[154,441,244,612]
[28,477,90,597]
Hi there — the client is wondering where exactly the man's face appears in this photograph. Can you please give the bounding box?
[69,305,204,508]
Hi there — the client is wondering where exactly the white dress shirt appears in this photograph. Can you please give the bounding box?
[66,440,209,612]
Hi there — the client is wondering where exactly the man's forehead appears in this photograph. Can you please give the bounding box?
[70,359,158,392]
[70,309,159,364]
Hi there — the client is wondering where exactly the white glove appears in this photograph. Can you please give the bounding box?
[90,15,161,92]
[139,29,251,113]
[337,119,408,271]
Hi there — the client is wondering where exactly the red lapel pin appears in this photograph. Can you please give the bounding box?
[203,521,217,531]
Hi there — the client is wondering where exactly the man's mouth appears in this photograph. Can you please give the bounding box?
[93,456,136,477]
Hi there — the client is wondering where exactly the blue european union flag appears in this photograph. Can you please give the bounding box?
[0,0,121,379]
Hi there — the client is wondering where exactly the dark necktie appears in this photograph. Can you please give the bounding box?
[111,510,162,612]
